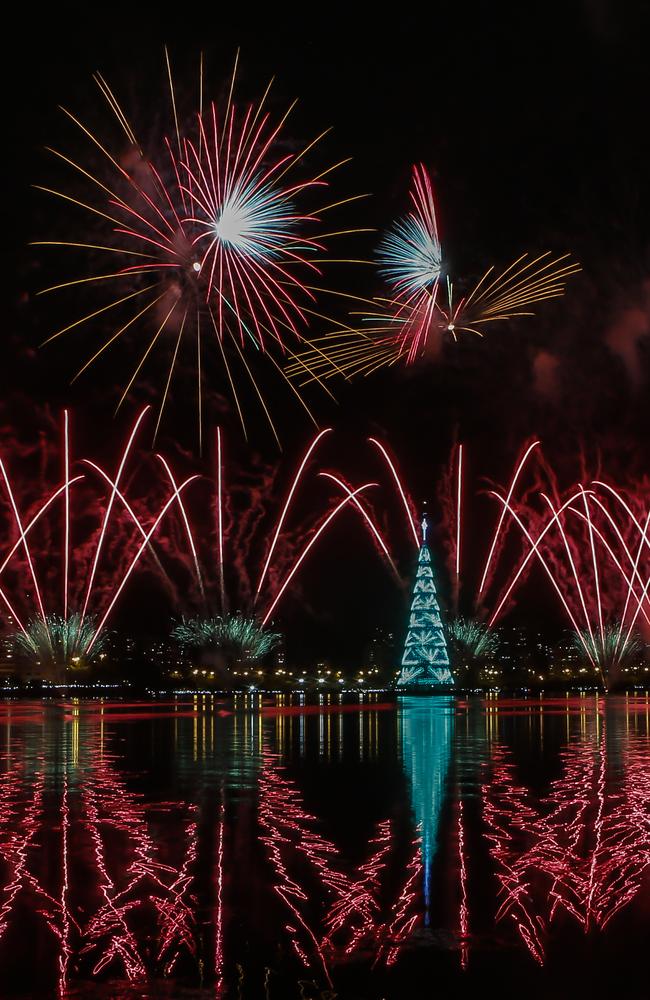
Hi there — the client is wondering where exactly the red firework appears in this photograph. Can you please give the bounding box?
[0,407,196,668]
[36,50,363,447]
[169,426,400,627]
[488,465,650,680]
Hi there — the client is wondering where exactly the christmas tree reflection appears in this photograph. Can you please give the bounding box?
[398,695,455,923]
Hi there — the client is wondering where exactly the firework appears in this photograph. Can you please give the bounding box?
[376,164,441,296]
[167,427,399,635]
[0,409,197,679]
[284,162,579,384]
[368,437,420,547]
[572,624,642,687]
[488,472,650,688]
[482,721,650,961]
[36,50,363,447]
[286,253,580,383]
[172,614,280,664]
[11,613,106,679]
[446,616,499,663]
[427,439,544,631]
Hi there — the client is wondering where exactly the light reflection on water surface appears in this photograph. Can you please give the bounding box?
[0,693,648,998]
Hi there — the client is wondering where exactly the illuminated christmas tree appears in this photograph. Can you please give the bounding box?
[396,516,454,689]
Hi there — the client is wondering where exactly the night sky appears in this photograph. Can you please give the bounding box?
[5,2,650,663]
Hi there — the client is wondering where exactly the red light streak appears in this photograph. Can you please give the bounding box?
[455,443,463,583]
[324,818,394,955]
[319,471,400,581]
[368,437,419,547]
[0,767,63,950]
[80,405,150,625]
[580,487,605,644]
[481,746,546,964]
[79,739,198,980]
[257,753,335,986]
[0,458,49,627]
[255,428,332,604]
[374,836,422,968]
[214,797,225,996]
[261,482,376,625]
[63,409,70,623]
[487,491,592,657]
[479,716,650,962]
[258,750,405,977]
[157,453,206,605]
[478,440,540,596]
[457,799,469,970]
[487,488,594,627]
[585,498,650,645]
[81,460,173,588]
[58,757,72,996]
[540,492,597,648]
[564,501,650,630]
[0,476,84,640]
[87,472,199,652]
[216,427,226,612]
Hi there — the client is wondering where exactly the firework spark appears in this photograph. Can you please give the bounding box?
[446,616,499,664]
[169,428,397,639]
[488,471,650,687]
[377,164,441,296]
[286,253,580,382]
[12,613,106,678]
[2,409,196,678]
[36,50,363,447]
[172,614,280,664]
[572,624,642,687]
[284,162,579,384]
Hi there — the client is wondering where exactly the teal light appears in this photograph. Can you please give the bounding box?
[397,516,453,689]
[400,696,455,923]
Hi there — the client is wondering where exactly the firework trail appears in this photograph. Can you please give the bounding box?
[170,427,401,630]
[457,799,469,971]
[257,750,348,986]
[422,438,543,637]
[323,819,394,956]
[437,439,465,612]
[377,164,441,297]
[372,836,423,968]
[0,408,196,673]
[35,49,365,447]
[432,437,650,678]
[285,164,580,385]
[368,436,420,548]
[79,739,198,979]
[487,464,650,684]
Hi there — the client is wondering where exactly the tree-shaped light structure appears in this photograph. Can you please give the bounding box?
[396,516,453,689]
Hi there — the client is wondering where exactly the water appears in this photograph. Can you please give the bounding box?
[0,692,649,998]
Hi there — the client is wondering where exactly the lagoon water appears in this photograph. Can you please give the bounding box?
[0,693,649,998]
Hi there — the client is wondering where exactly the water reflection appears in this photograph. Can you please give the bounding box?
[481,697,650,964]
[398,695,454,925]
[0,695,649,997]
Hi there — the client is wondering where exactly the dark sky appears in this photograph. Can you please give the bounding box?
[4,2,650,662]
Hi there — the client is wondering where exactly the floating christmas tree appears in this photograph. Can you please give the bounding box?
[396,515,454,689]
